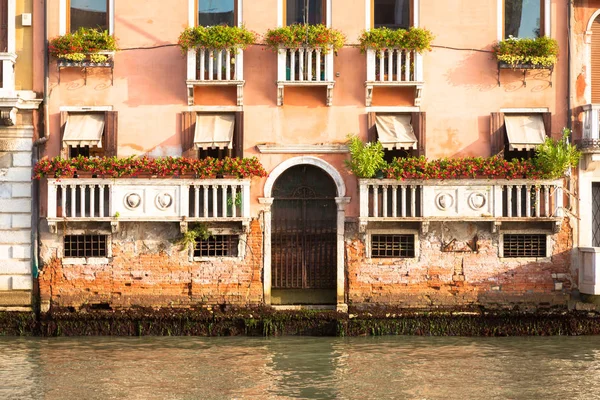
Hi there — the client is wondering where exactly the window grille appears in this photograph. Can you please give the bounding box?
[371,234,415,258]
[194,235,239,257]
[64,235,108,258]
[503,234,547,258]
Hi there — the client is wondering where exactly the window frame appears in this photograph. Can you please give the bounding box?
[195,0,240,27]
[62,0,114,35]
[278,0,331,28]
[370,0,414,30]
[499,0,550,40]
[490,108,550,160]
[59,107,117,160]
[283,0,327,26]
[60,229,112,265]
[367,0,418,29]
[367,229,419,260]
[191,227,245,261]
[499,231,551,260]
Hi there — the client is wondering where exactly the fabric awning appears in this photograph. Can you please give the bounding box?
[62,113,105,148]
[375,114,417,150]
[504,115,546,151]
[194,114,235,150]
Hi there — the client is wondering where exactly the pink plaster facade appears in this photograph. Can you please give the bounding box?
[35,0,578,310]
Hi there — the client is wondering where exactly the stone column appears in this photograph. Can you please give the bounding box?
[258,197,274,305]
[335,197,350,313]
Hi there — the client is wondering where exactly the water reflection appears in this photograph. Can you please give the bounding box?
[1,336,600,399]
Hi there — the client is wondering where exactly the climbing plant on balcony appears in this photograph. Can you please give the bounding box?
[49,28,117,62]
[344,135,387,178]
[493,36,559,67]
[533,129,580,179]
[358,27,434,54]
[264,24,346,54]
[33,156,267,179]
[177,25,257,53]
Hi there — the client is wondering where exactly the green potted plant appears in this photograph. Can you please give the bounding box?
[264,24,346,54]
[49,28,117,65]
[177,25,257,53]
[493,36,559,68]
[358,26,434,54]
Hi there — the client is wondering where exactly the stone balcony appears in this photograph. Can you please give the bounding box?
[276,46,335,106]
[365,48,424,107]
[46,178,251,233]
[186,48,245,106]
[358,178,564,233]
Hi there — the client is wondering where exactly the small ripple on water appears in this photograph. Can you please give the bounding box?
[1,336,600,400]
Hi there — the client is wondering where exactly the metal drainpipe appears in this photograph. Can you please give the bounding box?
[31,0,50,294]
[567,0,573,133]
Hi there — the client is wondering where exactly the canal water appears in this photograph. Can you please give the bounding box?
[1,336,600,399]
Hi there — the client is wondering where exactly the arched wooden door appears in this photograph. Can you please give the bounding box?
[271,165,337,304]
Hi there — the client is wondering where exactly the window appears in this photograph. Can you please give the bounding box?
[69,0,108,33]
[373,0,411,30]
[181,111,243,160]
[504,0,543,38]
[198,0,236,27]
[368,112,426,162]
[60,111,118,159]
[286,0,325,25]
[502,234,547,258]
[64,234,108,258]
[490,112,549,161]
[371,234,415,258]
[194,234,239,257]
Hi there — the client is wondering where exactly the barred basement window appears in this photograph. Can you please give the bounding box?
[503,234,547,258]
[194,235,239,257]
[371,234,415,258]
[64,234,108,258]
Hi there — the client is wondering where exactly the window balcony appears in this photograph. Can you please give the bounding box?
[365,48,424,107]
[186,48,245,106]
[46,178,251,233]
[579,104,600,169]
[358,178,564,233]
[276,46,335,106]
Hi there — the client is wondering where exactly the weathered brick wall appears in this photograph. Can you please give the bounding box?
[346,220,573,309]
[38,220,263,310]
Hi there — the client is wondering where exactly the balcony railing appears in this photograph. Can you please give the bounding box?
[46,178,251,232]
[277,47,335,106]
[186,48,245,106]
[365,48,423,107]
[359,179,563,232]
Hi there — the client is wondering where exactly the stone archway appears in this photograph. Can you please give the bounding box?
[259,157,350,310]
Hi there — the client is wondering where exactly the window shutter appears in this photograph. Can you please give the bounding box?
[60,111,68,158]
[104,111,118,157]
[181,111,196,158]
[541,112,552,138]
[490,112,505,156]
[592,18,600,103]
[411,111,426,157]
[234,111,244,158]
[367,112,377,143]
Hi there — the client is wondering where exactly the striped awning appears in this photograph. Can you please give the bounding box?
[375,114,417,150]
[194,113,235,150]
[505,115,546,151]
[62,113,105,148]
